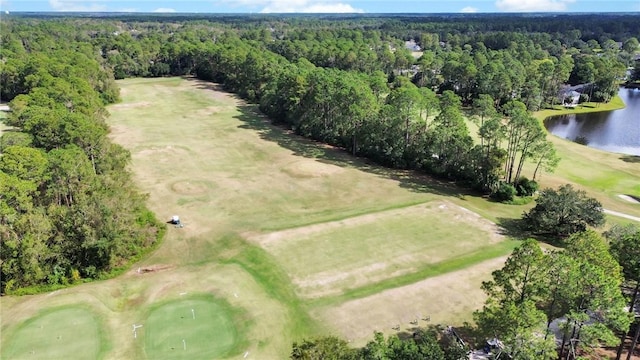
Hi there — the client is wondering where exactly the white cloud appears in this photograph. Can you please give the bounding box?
[49,0,107,11]
[461,6,478,13]
[153,7,176,13]
[495,0,575,12]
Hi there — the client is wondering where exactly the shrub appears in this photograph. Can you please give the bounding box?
[492,182,516,202]
[515,177,539,197]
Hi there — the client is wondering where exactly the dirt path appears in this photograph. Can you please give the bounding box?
[604,209,640,222]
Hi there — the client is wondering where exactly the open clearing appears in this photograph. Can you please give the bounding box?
[2,77,521,358]
[1,306,108,360]
[248,200,506,299]
[313,256,509,345]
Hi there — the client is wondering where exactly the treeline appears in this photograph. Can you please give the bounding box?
[0,20,164,294]
[49,14,635,195]
[291,329,467,360]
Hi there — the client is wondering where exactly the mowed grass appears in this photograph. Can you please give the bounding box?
[1,306,109,360]
[255,201,508,299]
[144,294,246,360]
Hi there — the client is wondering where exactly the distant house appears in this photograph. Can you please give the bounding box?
[404,40,421,52]
[563,90,581,107]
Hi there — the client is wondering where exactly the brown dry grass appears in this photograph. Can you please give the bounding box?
[313,256,508,346]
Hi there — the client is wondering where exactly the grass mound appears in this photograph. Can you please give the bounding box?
[2,306,108,360]
[143,294,246,360]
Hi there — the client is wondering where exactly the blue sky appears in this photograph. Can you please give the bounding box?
[1,0,639,14]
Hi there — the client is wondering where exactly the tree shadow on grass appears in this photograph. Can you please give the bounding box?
[231,102,481,200]
[495,217,529,240]
[497,217,566,247]
[495,217,559,243]
[620,155,640,163]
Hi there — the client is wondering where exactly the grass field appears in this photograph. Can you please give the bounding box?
[1,306,109,360]
[2,76,635,359]
[249,201,509,299]
[143,294,247,359]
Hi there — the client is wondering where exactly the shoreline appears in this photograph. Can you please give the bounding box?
[533,94,626,123]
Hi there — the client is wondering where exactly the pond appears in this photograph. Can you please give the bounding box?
[544,87,640,156]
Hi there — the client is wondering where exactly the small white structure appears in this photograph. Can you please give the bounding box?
[563,90,581,108]
[170,215,183,228]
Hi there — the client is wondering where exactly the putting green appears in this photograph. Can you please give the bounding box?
[143,294,244,359]
[2,306,107,360]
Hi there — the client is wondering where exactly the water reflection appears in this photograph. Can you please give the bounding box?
[544,88,640,156]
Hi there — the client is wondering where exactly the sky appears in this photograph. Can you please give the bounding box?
[1,0,639,14]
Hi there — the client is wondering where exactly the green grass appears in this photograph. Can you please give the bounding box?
[262,201,507,298]
[1,306,109,360]
[143,294,248,360]
[215,234,321,338]
[534,96,626,121]
[312,239,519,307]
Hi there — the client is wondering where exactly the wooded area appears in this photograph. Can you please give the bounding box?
[1,12,639,358]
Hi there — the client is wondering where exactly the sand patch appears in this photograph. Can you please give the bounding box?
[136,145,190,157]
[130,264,175,275]
[281,159,345,179]
[109,101,151,110]
[314,256,508,344]
[618,194,640,204]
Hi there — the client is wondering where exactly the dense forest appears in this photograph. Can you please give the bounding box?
[0,16,166,294]
[1,12,640,358]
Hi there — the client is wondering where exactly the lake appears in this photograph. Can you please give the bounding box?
[544,87,640,156]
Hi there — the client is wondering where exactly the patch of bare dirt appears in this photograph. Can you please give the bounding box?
[136,145,190,157]
[294,262,411,299]
[130,264,175,275]
[314,256,508,345]
[109,101,151,110]
[280,159,345,179]
[170,180,211,195]
[619,194,640,204]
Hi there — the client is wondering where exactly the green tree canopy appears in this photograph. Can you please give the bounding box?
[523,184,604,238]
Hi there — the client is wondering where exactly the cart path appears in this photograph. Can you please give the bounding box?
[604,209,640,222]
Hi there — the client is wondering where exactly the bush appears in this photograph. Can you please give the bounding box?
[523,184,605,237]
[492,182,516,202]
[515,177,539,197]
